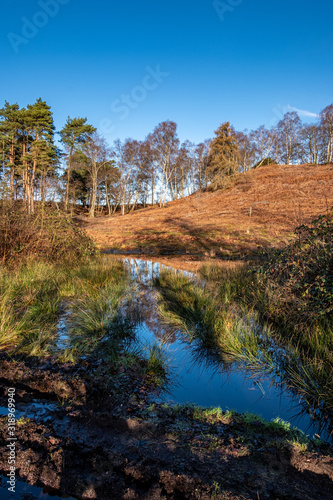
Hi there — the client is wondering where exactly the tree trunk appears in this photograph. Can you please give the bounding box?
[10,138,15,201]
[30,161,36,214]
[130,187,140,213]
[151,174,155,206]
[105,179,112,215]
[41,172,47,205]
[89,178,97,218]
[64,145,74,211]
[22,139,29,211]
[327,136,333,163]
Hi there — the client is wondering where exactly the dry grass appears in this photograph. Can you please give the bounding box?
[80,163,333,258]
[0,203,95,265]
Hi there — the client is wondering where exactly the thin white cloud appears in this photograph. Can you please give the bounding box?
[286,105,319,118]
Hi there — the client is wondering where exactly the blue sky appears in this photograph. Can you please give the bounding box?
[1,0,332,145]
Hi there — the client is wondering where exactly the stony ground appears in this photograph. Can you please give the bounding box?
[0,354,333,499]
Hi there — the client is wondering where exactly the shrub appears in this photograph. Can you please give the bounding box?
[0,203,96,265]
[255,209,333,323]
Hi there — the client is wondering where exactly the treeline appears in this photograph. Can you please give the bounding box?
[233,105,333,171]
[0,99,332,216]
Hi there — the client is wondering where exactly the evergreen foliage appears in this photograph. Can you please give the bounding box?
[206,122,239,189]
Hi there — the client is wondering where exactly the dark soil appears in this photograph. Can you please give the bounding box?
[0,354,333,499]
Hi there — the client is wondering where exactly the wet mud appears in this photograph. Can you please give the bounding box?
[1,354,333,499]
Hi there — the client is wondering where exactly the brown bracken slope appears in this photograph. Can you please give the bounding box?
[81,163,333,260]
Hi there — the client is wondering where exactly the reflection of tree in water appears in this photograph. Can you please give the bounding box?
[124,258,182,344]
[125,258,195,286]
[124,258,163,284]
[137,285,178,343]
[189,341,333,440]
[189,340,241,375]
[123,258,333,443]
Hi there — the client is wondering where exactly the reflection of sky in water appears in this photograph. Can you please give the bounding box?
[0,400,57,421]
[57,315,70,349]
[0,404,75,498]
[124,258,331,441]
[123,257,195,284]
[0,474,75,500]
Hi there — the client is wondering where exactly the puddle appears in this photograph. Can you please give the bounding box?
[56,307,72,350]
[124,257,195,285]
[0,474,75,499]
[123,257,332,442]
[0,401,58,422]
[49,256,332,441]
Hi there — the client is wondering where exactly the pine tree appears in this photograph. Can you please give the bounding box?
[0,102,21,200]
[59,117,96,210]
[24,98,57,213]
[206,122,239,189]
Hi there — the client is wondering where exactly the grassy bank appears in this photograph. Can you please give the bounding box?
[0,206,168,387]
[140,402,327,453]
[0,255,169,388]
[0,256,130,357]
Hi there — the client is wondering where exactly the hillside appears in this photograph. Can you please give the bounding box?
[81,163,333,260]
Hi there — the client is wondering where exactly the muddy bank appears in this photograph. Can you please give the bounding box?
[1,354,333,499]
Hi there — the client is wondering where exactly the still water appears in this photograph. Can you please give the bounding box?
[124,257,331,442]
[0,475,75,500]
